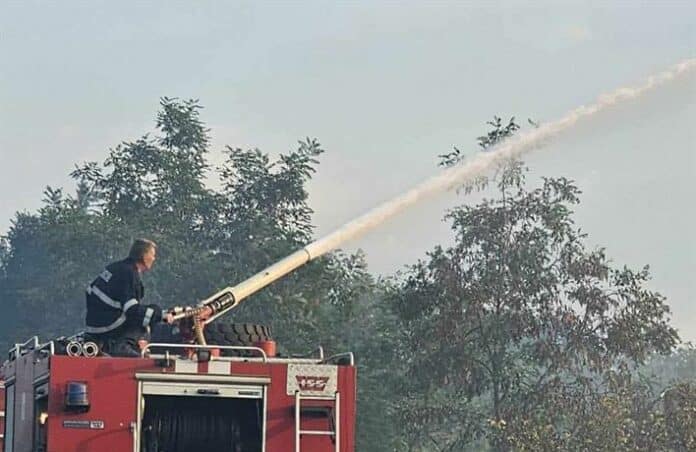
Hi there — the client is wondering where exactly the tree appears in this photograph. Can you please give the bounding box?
[0,99,373,361]
[387,117,679,451]
[0,98,387,449]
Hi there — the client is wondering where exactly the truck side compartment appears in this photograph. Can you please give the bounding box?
[2,341,356,452]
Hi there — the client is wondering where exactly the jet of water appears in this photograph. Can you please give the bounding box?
[305,59,696,259]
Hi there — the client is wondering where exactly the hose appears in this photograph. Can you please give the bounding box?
[82,341,99,357]
[66,341,83,357]
[141,396,253,452]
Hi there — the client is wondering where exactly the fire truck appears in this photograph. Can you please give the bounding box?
[1,239,358,452]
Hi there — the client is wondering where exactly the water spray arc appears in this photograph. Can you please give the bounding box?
[171,59,696,327]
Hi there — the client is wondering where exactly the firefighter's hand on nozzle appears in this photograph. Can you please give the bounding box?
[199,306,214,321]
[161,306,211,323]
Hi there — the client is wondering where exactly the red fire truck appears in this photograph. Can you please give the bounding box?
[1,239,358,452]
[1,334,355,452]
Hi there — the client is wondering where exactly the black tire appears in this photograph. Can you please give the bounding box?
[151,323,183,344]
[204,322,273,356]
[148,323,184,354]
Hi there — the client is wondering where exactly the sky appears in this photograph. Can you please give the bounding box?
[0,1,694,337]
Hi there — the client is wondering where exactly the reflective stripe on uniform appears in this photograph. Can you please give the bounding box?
[143,307,154,327]
[123,298,138,312]
[85,313,127,334]
[86,285,121,309]
[88,286,139,313]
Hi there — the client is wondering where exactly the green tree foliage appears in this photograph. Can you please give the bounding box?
[643,343,696,385]
[2,105,694,451]
[0,98,372,358]
[386,118,681,451]
[0,97,383,448]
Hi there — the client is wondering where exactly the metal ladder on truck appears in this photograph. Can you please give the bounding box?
[294,391,340,452]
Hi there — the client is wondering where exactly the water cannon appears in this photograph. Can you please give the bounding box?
[167,246,321,344]
[166,57,696,344]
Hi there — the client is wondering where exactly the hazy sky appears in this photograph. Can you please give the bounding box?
[1,1,694,336]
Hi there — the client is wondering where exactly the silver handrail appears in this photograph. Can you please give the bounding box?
[37,340,55,356]
[141,343,268,362]
[11,335,40,358]
[322,352,355,366]
[65,331,85,341]
[293,345,325,360]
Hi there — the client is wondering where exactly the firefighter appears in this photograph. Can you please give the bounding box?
[85,238,173,357]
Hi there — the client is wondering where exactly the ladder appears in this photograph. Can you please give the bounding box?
[294,391,340,452]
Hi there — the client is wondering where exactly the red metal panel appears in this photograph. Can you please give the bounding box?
[264,365,356,452]
[338,366,357,452]
[211,361,340,450]
[164,360,357,451]
[46,356,153,452]
[44,355,356,452]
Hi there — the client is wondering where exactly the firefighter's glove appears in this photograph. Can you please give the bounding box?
[198,306,214,321]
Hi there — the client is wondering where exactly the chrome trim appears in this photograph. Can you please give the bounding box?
[82,342,99,358]
[295,391,300,452]
[323,352,355,366]
[135,372,271,385]
[11,336,39,358]
[141,381,263,398]
[142,343,267,362]
[132,374,268,451]
[293,346,325,360]
[146,354,337,365]
[134,380,143,452]
[335,391,341,452]
[295,390,340,452]
[32,374,49,386]
[66,341,83,357]
[262,385,267,452]
[295,395,338,401]
[36,340,55,357]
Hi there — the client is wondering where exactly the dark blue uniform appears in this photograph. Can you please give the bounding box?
[85,257,163,356]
